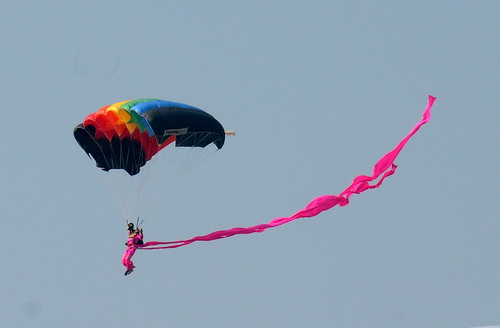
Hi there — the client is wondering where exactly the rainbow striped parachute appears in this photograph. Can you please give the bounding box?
[74,99,225,176]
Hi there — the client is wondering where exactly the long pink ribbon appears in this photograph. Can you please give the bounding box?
[138,95,436,250]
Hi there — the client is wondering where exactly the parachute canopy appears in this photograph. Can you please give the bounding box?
[74,99,225,176]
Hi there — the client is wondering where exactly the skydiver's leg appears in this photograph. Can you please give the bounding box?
[122,248,131,268]
[123,247,136,271]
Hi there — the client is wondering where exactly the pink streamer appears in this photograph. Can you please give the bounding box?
[138,96,436,250]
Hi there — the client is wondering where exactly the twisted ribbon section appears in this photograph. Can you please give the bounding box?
[139,95,436,250]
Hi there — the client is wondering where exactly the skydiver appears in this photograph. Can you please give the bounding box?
[122,222,144,276]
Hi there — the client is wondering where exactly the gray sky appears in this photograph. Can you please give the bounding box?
[2,1,499,327]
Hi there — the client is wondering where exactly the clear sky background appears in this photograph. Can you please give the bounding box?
[1,1,499,327]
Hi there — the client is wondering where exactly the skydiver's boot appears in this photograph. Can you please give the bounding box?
[124,269,134,276]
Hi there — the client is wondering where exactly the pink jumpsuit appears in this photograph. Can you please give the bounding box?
[122,233,143,271]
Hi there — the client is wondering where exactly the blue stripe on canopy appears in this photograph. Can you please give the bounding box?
[132,100,205,114]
